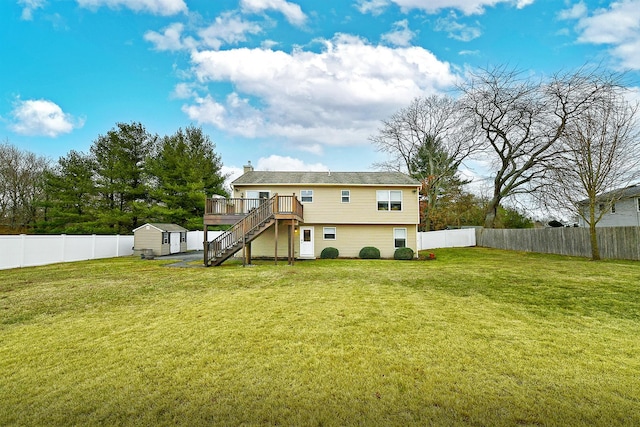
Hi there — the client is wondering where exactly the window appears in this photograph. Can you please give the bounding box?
[301,190,313,202]
[323,227,336,240]
[341,190,350,203]
[162,232,169,244]
[611,203,616,214]
[637,198,640,212]
[377,190,402,211]
[394,228,407,248]
[180,232,186,242]
[599,203,606,213]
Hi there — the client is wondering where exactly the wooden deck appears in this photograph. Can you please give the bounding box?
[204,196,303,225]
[203,194,304,266]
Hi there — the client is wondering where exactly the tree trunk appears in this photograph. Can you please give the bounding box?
[588,203,601,260]
[484,195,500,228]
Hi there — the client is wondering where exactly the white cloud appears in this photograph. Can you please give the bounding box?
[557,1,587,20]
[182,34,458,151]
[381,20,416,47]
[435,11,482,41]
[356,0,390,15]
[76,0,187,15]
[171,82,200,99]
[386,0,533,15]
[256,155,329,171]
[571,0,640,70]
[9,99,84,137]
[144,13,261,52]
[198,12,262,50]
[240,0,307,27]
[18,0,46,20]
[144,22,196,51]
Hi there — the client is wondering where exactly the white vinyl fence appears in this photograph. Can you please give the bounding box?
[0,231,224,270]
[0,234,135,270]
[417,228,477,251]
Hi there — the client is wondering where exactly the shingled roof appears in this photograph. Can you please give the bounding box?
[577,184,640,204]
[132,223,188,233]
[232,171,421,186]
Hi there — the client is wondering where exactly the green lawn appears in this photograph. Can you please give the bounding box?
[1,248,639,426]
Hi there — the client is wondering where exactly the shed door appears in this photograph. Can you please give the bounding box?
[170,232,181,254]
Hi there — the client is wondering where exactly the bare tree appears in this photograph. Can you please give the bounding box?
[0,142,50,232]
[370,95,476,230]
[540,88,640,259]
[459,66,618,228]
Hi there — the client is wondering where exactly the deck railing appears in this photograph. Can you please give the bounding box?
[205,194,303,265]
[205,195,303,217]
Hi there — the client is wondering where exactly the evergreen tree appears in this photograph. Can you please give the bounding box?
[39,151,97,233]
[410,135,470,231]
[148,126,226,229]
[91,122,155,233]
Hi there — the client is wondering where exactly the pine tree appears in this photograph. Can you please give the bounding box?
[91,122,155,233]
[39,151,97,233]
[148,126,226,229]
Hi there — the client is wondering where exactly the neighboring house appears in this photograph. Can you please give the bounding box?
[203,163,421,266]
[133,223,188,257]
[577,184,640,227]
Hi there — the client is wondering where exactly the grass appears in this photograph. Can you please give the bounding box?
[1,247,639,426]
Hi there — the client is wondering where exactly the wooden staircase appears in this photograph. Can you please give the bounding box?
[204,194,290,266]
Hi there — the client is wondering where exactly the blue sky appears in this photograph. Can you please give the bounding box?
[2,0,640,182]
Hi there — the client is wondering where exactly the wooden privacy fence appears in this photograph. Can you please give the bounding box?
[476,226,640,260]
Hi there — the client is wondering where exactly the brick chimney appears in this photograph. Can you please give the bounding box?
[243,161,254,174]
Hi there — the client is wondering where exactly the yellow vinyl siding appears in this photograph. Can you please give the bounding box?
[314,224,417,258]
[248,223,417,259]
[234,185,419,225]
[247,222,299,258]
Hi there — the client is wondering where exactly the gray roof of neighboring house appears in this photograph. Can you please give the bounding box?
[133,223,188,233]
[577,184,640,204]
[232,171,421,187]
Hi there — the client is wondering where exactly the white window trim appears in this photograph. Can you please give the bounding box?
[377,190,403,211]
[301,189,313,203]
[341,190,350,203]
[393,228,407,248]
[637,198,640,212]
[323,227,336,240]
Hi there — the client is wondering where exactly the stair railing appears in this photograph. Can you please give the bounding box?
[206,194,277,264]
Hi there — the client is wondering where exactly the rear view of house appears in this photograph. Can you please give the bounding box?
[203,163,421,266]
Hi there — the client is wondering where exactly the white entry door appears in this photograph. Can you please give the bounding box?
[170,232,181,254]
[299,226,315,259]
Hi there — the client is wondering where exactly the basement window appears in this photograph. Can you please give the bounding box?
[394,228,407,248]
[323,227,336,240]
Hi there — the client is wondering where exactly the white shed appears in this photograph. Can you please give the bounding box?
[133,223,188,257]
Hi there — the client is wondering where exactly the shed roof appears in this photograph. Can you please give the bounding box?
[132,223,188,233]
[232,171,420,187]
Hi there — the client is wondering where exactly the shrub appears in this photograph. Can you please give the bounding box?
[320,247,339,259]
[359,246,380,259]
[394,247,414,260]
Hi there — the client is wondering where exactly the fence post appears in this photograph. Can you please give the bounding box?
[61,234,66,262]
[20,234,26,268]
[92,234,97,260]
[116,234,120,257]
